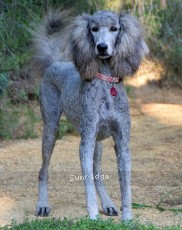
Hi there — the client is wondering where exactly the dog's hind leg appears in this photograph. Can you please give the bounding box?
[93,142,118,216]
[36,82,62,217]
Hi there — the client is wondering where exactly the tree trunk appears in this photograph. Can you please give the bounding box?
[160,0,167,9]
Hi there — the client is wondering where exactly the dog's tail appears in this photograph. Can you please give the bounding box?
[32,10,71,76]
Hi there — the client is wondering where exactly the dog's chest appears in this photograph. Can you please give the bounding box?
[62,78,129,138]
[81,81,129,140]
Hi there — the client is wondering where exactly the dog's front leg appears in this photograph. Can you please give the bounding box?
[94,142,118,216]
[79,126,98,219]
[113,130,132,221]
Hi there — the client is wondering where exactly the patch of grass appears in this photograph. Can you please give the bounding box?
[132,203,153,209]
[1,216,181,230]
[132,199,182,213]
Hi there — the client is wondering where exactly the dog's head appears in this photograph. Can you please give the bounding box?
[89,11,120,59]
[71,11,149,80]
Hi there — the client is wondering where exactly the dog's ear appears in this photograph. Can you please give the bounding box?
[111,14,149,79]
[71,14,99,80]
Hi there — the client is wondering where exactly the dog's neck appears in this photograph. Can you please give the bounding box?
[99,59,114,77]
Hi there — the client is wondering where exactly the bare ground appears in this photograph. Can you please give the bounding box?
[0,60,182,227]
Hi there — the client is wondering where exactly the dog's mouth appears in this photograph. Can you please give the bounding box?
[98,53,112,59]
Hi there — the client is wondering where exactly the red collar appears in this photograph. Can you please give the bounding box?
[96,73,121,83]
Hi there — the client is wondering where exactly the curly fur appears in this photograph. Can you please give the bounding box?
[111,14,149,77]
[33,10,148,79]
[71,14,100,79]
[70,12,148,79]
[33,10,149,221]
[32,10,71,75]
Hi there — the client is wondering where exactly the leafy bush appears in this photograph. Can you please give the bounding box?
[0,96,40,139]
[138,0,182,84]
[159,1,182,83]
[1,2,37,72]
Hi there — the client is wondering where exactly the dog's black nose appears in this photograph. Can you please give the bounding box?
[97,43,108,52]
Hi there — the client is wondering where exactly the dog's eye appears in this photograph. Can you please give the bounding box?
[92,27,99,32]
[110,26,118,32]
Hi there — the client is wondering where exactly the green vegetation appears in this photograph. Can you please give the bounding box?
[1,216,181,230]
[58,117,75,139]
[0,0,181,139]
[0,101,40,139]
[1,195,181,229]
[143,0,182,84]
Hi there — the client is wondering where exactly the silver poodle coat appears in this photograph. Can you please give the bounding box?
[33,10,149,221]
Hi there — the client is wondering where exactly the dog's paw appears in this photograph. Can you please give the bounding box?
[103,206,118,216]
[36,206,50,217]
[121,211,132,221]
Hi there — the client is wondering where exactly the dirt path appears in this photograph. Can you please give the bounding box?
[0,64,182,227]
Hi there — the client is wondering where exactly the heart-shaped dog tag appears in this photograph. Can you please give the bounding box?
[110,86,117,96]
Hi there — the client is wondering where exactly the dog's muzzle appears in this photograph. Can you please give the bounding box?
[97,43,111,58]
